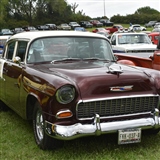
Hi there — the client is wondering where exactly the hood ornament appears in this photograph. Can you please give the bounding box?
[107,65,123,76]
[110,85,133,91]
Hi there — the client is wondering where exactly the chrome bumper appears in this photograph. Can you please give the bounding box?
[45,109,160,140]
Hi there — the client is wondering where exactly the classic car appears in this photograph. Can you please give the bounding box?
[96,31,111,39]
[152,27,160,32]
[1,31,160,150]
[90,20,103,27]
[45,24,57,30]
[148,32,160,45]
[22,26,37,31]
[105,25,124,34]
[92,28,110,33]
[110,31,157,58]
[11,27,24,34]
[115,37,160,71]
[128,24,146,32]
[79,21,93,28]
[99,19,114,26]
[57,23,71,30]
[69,22,80,29]
[145,21,157,28]
[36,25,50,30]
[0,29,13,35]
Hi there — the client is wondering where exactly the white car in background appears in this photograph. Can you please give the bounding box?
[110,31,157,58]
[128,24,146,31]
[0,35,11,55]
[69,22,80,29]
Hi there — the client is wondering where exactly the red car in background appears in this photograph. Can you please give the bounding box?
[92,28,110,33]
[148,32,160,45]
[90,20,103,27]
[106,24,123,34]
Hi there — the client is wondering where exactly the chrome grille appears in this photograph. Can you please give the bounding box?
[77,96,159,119]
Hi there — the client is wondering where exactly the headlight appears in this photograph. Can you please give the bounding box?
[56,85,75,104]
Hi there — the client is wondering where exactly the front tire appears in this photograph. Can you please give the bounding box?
[33,102,63,150]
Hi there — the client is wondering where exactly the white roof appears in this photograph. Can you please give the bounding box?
[9,31,104,41]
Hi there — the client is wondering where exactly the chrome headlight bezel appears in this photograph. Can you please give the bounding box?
[56,85,75,104]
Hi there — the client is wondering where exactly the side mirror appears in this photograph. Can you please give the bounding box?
[13,56,21,65]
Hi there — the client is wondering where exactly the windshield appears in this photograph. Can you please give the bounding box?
[118,34,151,44]
[27,37,114,63]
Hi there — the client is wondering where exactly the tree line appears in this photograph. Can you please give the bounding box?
[0,0,160,29]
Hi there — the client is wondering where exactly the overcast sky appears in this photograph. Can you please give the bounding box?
[66,0,160,18]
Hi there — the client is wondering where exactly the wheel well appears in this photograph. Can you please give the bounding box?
[26,95,38,120]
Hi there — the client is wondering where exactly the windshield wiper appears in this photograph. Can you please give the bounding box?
[82,57,116,62]
[51,58,82,63]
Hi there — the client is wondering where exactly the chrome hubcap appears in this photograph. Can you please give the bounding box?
[36,110,44,141]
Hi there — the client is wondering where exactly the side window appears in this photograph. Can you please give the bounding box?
[6,41,16,60]
[111,35,116,45]
[16,41,28,62]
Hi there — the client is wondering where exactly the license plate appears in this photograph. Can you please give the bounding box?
[118,128,141,144]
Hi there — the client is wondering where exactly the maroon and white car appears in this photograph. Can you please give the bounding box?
[1,31,160,150]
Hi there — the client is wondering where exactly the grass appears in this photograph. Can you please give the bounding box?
[1,108,160,160]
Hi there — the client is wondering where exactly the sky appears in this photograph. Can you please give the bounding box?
[66,0,160,18]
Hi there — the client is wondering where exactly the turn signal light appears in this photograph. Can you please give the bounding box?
[56,109,73,119]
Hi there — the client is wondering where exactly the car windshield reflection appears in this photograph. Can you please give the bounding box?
[27,37,114,63]
[118,34,151,45]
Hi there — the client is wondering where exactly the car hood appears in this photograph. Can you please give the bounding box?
[33,61,157,100]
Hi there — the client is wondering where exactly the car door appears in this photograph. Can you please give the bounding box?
[3,40,28,115]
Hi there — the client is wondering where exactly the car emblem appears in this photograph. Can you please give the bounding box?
[110,85,133,91]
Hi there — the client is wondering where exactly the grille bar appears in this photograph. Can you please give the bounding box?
[77,96,159,119]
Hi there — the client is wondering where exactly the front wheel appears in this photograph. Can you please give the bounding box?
[33,102,64,150]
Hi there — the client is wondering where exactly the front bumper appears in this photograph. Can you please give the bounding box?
[45,109,160,140]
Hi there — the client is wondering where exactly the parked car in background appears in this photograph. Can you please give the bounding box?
[99,19,114,26]
[96,31,111,39]
[145,21,157,27]
[106,24,124,34]
[148,32,160,45]
[11,28,24,34]
[57,23,71,30]
[110,31,157,58]
[92,28,110,33]
[1,31,160,150]
[116,39,160,71]
[0,29,13,35]
[79,21,93,28]
[0,35,11,55]
[153,22,160,28]
[152,27,160,32]
[36,25,50,30]
[22,26,37,31]
[45,24,57,30]
[69,22,80,29]
[128,24,146,32]
[90,20,103,27]
[74,27,86,32]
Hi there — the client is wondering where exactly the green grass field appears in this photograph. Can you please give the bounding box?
[1,108,160,160]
